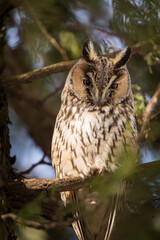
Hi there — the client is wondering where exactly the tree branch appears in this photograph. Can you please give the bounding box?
[40,83,64,105]
[2,60,77,86]
[143,83,160,123]
[20,156,51,175]
[3,161,160,230]
[137,83,160,143]
[7,160,160,211]
[1,213,72,230]
[2,43,141,87]
[8,175,93,194]
[25,0,69,61]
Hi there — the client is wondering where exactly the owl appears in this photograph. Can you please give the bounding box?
[51,40,137,240]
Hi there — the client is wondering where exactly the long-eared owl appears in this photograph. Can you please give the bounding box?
[51,40,137,240]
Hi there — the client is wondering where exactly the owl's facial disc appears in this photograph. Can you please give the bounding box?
[82,73,120,106]
[78,60,130,106]
[67,40,131,106]
[81,40,131,106]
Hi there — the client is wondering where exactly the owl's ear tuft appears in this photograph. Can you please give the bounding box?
[113,47,131,69]
[82,40,97,62]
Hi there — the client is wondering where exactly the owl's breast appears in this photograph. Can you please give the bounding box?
[52,105,136,178]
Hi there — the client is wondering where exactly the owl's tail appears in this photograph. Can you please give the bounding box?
[71,182,125,240]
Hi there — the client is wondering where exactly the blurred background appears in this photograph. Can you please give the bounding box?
[3,0,160,239]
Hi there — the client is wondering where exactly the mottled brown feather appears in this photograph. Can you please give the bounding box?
[51,40,137,240]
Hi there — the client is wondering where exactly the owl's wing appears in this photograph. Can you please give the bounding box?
[71,182,125,240]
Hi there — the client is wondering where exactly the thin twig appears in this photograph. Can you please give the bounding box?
[25,0,69,61]
[150,110,160,120]
[1,212,72,230]
[20,157,51,175]
[136,83,160,143]
[40,83,64,105]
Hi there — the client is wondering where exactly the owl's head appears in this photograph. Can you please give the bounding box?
[63,40,132,107]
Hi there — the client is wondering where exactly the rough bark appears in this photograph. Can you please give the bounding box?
[0,5,15,240]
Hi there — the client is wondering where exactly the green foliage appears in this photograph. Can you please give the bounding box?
[91,148,137,200]
[59,32,81,58]
[18,193,45,221]
[16,227,48,240]
[119,160,160,240]
[134,93,146,117]
[144,40,160,73]
[50,184,57,201]
[148,120,160,142]
[131,84,146,120]
[112,0,160,42]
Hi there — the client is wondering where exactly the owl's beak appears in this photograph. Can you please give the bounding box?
[92,88,105,106]
[93,88,105,106]
[96,96,103,106]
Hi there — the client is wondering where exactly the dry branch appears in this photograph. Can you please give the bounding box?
[137,83,160,143]
[8,175,93,194]
[143,83,160,123]
[3,43,141,86]
[20,157,51,175]
[7,175,93,211]
[1,213,72,230]
[7,160,160,210]
[40,84,64,104]
[25,0,69,61]
[3,60,77,86]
